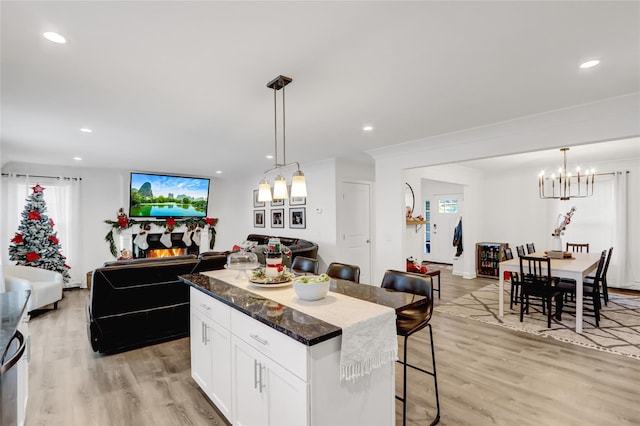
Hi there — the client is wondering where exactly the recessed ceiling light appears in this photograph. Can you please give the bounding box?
[215,170,223,174]
[363,126,374,131]
[73,157,82,161]
[266,155,274,159]
[43,32,66,44]
[80,128,92,133]
[580,59,600,69]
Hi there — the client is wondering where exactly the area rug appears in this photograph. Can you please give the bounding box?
[435,283,640,360]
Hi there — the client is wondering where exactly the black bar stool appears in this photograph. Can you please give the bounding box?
[381,270,440,426]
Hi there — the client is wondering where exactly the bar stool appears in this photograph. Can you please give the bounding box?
[381,270,440,426]
[326,262,360,282]
[291,256,319,275]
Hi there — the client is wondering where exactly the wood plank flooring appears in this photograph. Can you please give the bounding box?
[25,270,640,426]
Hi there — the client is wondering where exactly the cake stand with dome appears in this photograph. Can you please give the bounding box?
[226,241,260,280]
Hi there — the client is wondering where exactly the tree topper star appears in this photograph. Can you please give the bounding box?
[32,184,45,193]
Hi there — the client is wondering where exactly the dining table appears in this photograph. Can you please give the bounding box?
[498,251,601,333]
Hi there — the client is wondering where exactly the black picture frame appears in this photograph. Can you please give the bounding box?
[271,208,285,228]
[253,190,265,208]
[253,210,265,228]
[289,195,306,206]
[289,207,306,229]
[271,198,285,207]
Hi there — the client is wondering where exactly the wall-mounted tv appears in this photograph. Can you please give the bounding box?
[129,172,210,218]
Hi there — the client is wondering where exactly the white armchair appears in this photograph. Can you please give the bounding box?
[3,265,64,312]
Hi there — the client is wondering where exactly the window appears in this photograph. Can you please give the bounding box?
[438,199,458,214]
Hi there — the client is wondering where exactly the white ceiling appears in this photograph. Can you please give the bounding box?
[2,1,639,179]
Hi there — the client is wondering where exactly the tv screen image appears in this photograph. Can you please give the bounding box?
[129,172,210,218]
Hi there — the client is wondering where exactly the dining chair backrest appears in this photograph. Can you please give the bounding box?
[519,256,552,286]
[591,250,608,284]
[516,245,526,257]
[381,269,433,325]
[291,256,319,275]
[504,247,514,260]
[526,243,536,254]
[566,243,590,253]
[326,262,361,283]
[602,247,613,278]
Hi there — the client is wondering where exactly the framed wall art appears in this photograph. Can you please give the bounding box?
[271,208,285,228]
[271,198,285,207]
[253,210,265,228]
[289,207,306,229]
[253,190,265,208]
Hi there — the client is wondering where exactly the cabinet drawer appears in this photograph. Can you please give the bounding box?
[231,309,307,380]
[190,287,231,329]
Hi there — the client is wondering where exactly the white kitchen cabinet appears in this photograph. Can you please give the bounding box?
[231,335,307,426]
[189,288,232,421]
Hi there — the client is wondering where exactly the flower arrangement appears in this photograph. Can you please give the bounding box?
[552,206,576,237]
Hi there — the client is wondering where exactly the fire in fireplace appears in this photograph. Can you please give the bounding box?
[147,248,187,258]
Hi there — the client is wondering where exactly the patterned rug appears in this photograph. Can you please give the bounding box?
[435,282,640,360]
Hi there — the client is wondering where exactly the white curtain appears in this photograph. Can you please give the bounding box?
[1,174,82,288]
[613,171,637,289]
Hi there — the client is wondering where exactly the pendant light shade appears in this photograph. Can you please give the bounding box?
[258,178,273,202]
[290,169,307,197]
[257,75,309,204]
[272,175,289,200]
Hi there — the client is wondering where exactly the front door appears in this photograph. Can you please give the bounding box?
[424,194,462,264]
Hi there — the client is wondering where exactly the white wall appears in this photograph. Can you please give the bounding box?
[369,94,640,284]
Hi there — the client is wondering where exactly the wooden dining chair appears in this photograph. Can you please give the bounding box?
[566,243,589,253]
[586,247,612,306]
[519,256,563,328]
[504,247,520,310]
[556,250,606,327]
[526,243,536,254]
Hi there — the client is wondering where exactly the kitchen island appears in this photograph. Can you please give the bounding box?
[179,271,427,426]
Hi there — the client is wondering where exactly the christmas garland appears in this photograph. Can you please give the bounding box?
[104,208,218,258]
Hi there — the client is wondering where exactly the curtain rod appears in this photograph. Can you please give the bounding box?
[1,172,82,181]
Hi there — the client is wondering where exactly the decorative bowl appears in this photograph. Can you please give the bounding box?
[292,274,331,301]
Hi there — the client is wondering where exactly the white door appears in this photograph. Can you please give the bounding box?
[339,182,372,283]
[425,195,462,264]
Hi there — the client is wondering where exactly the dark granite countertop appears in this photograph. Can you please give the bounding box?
[0,290,30,357]
[179,273,427,347]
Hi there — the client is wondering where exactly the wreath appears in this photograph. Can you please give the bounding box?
[104,208,218,257]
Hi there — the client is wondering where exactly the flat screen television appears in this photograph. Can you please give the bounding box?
[129,172,210,218]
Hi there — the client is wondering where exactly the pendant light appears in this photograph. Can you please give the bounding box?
[257,75,307,202]
[538,148,595,200]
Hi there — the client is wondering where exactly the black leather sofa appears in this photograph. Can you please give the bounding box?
[246,234,318,261]
[86,252,226,353]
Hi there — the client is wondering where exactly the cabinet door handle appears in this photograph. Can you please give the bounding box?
[200,303,211,311]
[201,322,205,344]
[250,334,268,346]
[258,362,265,393]
[254,359,260,390]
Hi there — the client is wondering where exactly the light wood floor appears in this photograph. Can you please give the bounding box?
[26,270,640,426]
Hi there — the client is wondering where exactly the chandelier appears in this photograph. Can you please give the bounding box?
[257,75,307,202]
[538,148,595,200]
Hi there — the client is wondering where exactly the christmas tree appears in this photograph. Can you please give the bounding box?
[8,184,71,283]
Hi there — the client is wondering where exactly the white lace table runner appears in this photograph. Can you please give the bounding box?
[203,269,398,382]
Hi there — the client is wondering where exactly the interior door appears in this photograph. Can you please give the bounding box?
[426,194,462,264]
[339,182,372,284]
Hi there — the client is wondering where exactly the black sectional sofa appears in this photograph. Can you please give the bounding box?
[86,253,226,353]
[246,233,318,261]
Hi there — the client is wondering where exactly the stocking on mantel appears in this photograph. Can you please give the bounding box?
[191,228,202,246]
[160,231,173,248]
[182,229,192,247]
[134,231,149,250]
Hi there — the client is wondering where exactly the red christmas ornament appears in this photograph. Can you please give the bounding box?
[28,210,41,220]
[166,218,176,227]
[118,217,128,228]
[11,234,24,244]
[205,217,217,226]
[26,251,41,262]
[49,218,55,227]
[32,184,45,193]
[64,264,71,269]
[48,235,59,244]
